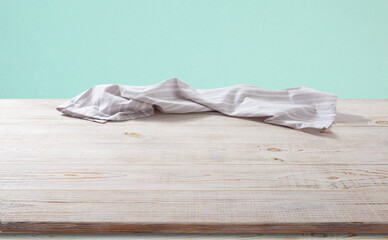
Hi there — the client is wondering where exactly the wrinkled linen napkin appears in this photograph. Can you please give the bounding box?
[57,78,337,129]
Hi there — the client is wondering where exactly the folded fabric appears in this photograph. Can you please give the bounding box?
[56,78,337,129]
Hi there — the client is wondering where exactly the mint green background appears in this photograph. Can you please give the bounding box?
[1,0,387,99]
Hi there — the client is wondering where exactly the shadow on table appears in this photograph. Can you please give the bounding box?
[298,112,370,140]
[138,111,371,140]
[61,110,371,141]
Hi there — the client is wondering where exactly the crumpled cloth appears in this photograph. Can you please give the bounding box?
[56,78,337,129]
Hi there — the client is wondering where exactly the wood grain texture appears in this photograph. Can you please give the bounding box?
[2,233,388,239]
[1,99,388,233]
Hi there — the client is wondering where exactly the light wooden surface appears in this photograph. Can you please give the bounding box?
[0,99,387,233]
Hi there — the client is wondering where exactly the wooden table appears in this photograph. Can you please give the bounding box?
[1,99,387,233]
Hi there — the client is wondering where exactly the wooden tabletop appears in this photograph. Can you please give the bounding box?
[1,99,387,233]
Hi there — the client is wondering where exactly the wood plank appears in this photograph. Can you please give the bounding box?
[2,189,388,223]
[2,140,387,165]
[1,120,387,165]
[1,99,388,233]
[0,233,386,239]
[2,222,388,233]
[2,165,388,190]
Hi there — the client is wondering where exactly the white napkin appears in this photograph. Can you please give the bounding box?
[57,78,337,129]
